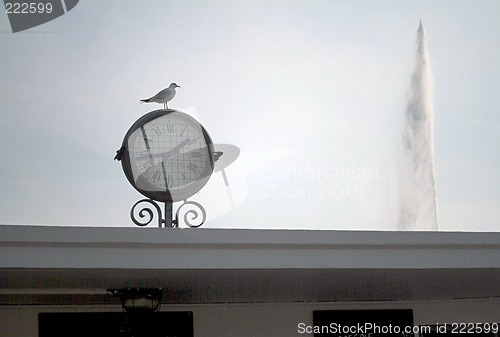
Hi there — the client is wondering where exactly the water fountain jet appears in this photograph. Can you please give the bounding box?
[398,21,439,230]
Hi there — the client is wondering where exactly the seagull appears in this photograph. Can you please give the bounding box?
[140,83,180,109]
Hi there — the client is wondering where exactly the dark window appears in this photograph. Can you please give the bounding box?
[38,311,193,337]
[313,309,414,337]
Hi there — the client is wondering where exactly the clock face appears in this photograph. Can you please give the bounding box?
[122,110,214,202]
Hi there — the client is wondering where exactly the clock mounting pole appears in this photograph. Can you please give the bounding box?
[164,201,174,228]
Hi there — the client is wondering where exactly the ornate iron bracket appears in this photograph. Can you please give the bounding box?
[130,199,206,228]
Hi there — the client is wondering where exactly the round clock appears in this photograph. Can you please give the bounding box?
[119,109,215,202]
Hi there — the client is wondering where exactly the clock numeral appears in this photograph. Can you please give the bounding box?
[152,125,162,135]
[140,159,153,171]
[152,169,161,182]
[182,173,190,182]
[187,162,198,173]
[166,123,174,134]
[188,137,199,146]
[191,150,202,158]
[165,174,174,187]
[180,125,187,137]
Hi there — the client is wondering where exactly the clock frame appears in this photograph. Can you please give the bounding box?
[119,109,215,202]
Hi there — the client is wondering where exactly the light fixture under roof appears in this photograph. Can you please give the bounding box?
[108,288,162,313]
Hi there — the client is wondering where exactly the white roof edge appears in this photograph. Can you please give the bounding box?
[1,224,500,247]
[2,225,500,270]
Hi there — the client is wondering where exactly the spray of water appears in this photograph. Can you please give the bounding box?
[398,21,439,230]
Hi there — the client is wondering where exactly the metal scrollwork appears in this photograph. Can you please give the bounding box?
[130,199,206,228]
[175,201,207,228]
[130,199,162,227]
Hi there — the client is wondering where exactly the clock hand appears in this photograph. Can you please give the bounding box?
[161,161,169,191]
[140,126,156,174]
[163,138,191,159]
[136,138,193,161]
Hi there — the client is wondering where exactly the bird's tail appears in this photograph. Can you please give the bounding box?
[140,99,149,103]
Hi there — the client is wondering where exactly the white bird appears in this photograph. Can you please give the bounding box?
[140,83,180,109]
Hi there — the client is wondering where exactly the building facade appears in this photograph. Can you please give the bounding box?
[1,225,500,336]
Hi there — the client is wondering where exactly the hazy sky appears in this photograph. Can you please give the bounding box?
[1,0,499,231]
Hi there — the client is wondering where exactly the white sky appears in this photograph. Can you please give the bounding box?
[1,0,499,231]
